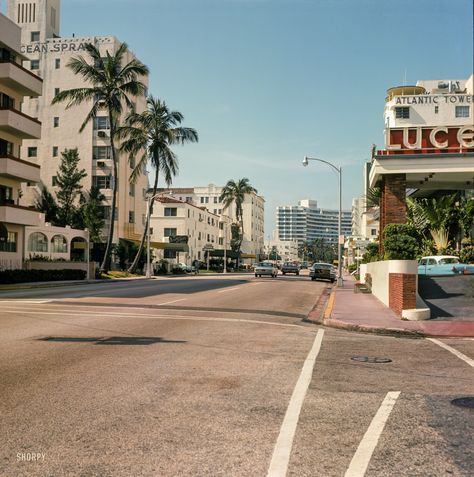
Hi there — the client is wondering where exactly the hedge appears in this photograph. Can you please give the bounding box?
[0,269,87,284]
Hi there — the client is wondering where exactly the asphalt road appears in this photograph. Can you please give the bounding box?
[1,273,473,476]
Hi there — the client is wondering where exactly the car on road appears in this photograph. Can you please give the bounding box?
[281,262,300,275]
[418,256,474,275]
[254,262,278,278]
[310,263,336,283]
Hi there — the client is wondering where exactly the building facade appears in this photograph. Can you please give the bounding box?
[6,0,149,248]
[276,199,351,247]
[0,12,43,269]
[263,237,299,262]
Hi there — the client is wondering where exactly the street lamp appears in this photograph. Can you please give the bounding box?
[302,155,343,286]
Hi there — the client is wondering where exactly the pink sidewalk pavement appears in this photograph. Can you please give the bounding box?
[324,274,474,338]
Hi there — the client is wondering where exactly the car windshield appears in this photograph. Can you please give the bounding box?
[313,264,332,269]
[439,258,459,264]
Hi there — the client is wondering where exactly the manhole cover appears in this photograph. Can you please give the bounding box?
[351,356,392,363]
[451,397,474,409]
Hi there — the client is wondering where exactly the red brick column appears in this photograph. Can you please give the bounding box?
[380,174,407,256]
[389,273,416,315]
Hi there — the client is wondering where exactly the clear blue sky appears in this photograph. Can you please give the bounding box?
[12,0,474,235]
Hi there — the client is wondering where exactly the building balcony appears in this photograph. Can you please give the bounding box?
[0,59,43,97]
[0,203,41,226]
[0,154,40,182]
[0,107,41,139]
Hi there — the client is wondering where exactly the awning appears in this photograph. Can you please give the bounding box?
[124,238,188,252]
[241,253,256,259]
[209,249,240,259]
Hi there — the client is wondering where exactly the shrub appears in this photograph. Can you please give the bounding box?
[384,223,419,239]
[0,269,86,284]
[383,223,420,260]
[460,246,474,264]
[362,242,380,263]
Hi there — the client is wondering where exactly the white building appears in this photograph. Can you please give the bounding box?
[6,0,149,249]
[157,184,265,260]
[0,12,43,270]
[149,196,232,267]
[263,236,299,262]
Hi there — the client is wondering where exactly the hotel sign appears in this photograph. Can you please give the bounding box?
[394,95,474,105]
[386,125,474,152]
[21,42,88,54]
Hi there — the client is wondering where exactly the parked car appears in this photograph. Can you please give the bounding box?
[281,262,300,275]
[310,263,336,283]
[254,262,278,278]
[418,256,474,275]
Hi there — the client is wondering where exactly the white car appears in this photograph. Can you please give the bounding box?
[254,262,278,278]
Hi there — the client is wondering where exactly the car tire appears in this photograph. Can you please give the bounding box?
[255,274,258,278]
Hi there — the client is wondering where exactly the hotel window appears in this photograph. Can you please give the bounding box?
[30,31,40,42]
[53,117,59,127]
[0,139,13,156]
[27,147,37,157]
[129,183,135,197]
[93,116,110,130]
[434,106,439,114]
[0,185,13,203]
[30,59,39,70]
[52,146,58,157]
[92,175,111,189]
[129,156,135,169]
[28,232,48,252]
[93,146,111,160]
[214,197,218,204]
[51,235,67,253]
[395,107,410,119]
[164,228,177,237]
[52,176,59,186]
[0,231,17,253]
[128,211,135,224]
[455,106,469,118]
[55,58,60,69]
[164,207,177,217]
[164,250,177,259]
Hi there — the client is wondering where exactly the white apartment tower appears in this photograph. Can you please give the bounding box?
[6,0,148,245]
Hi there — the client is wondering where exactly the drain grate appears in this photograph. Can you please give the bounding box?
[451,397,474,409]
[351,356,392,363]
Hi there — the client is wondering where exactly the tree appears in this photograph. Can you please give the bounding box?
[35,186,59,225]
[52,42,149,272]
[117,96,198,273]
[219,178,257,266]
[55,148,87,227]
[79,186,106,244]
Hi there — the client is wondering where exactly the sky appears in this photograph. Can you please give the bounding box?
[4,0,473,236]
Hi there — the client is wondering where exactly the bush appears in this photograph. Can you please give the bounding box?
[0,269,86,284]
[362,242,380,263]
[383,223,420,260]
[384,223,419,239]
[460,246,474,264]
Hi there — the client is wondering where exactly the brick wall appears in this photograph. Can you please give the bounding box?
[389,273,416,315]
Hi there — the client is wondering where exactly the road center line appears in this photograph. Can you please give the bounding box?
[267,329,324,477]
[156,299,186,305]
[427,338,474,368]
[345,391,401,477]
[217,287,240,293]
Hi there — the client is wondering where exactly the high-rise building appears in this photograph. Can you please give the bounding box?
[276,199,351,247]
[6,0,149,247]
[0,12,43,269]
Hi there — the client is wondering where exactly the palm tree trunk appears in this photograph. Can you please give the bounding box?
[128,172,159,273]
[100,113,118,273]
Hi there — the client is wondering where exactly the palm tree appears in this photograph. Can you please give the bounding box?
[219,178,257,266]
[117,96,198,273]
[52,42,149,272]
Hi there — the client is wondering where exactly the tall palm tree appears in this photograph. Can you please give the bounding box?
[117,96,198,273]
[219,178,257,265]
[52,42,149,272]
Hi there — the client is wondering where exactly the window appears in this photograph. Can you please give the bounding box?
[54,88,60,97]
[395,107,410,119]
[198,232,201,240]
[30,31,40,42]
[30,59,39,70]
[93,146,112,160]
[0,185,13,203]
[52,146,58,157]
[218,237,224,246]
[434,106,439,114]
[53,117,59,127]
[28,232,48,252]
[27,147,37,157]
[200,197,204,204]
[455,106,469,118]
[128,211,135,224]
[371,229,377,236]
[52,176,58,186]
[51,235,67,253]
[164,250,177,259]
[164,228,177,237]
[55,58,60,69]
[92,175,111,189]
[129,183,135,197]
[129,156,135,169]
[214,197,218,204]
[164,207,177,217]
[0,231,17,253]
[0,92,14,109]
[0,139,13,156]
[93,116,110,130]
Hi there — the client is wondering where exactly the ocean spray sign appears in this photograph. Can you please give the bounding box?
[21,42,88,54]
[394,95,474,105]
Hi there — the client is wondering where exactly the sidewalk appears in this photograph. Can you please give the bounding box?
[322,274,474,338]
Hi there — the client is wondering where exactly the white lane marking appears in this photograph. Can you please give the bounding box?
[156,299,186,305]
[267,329,325,477]
[217,287,240,293]
[0,307,311,330]
[345,391,401,477]
[427,338,474,368]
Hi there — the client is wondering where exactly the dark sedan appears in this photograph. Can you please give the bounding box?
[310,263,336,283]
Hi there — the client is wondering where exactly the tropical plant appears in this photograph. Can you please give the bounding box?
[365,187,381,208]
[35,186,59,225]
[383,224,420,260]
[117,96,198,273]
[52,42,149,272]
[361,241,380,263]
[79,186,106,244]
[219,178,257,265]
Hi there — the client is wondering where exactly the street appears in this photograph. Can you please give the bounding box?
[1,274,473,476]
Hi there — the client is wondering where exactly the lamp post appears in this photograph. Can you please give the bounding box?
[302,155,343,286]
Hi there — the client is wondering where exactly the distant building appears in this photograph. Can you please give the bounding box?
[263,237,299,262]
[276,199,351,247]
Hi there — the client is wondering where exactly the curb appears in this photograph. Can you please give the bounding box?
[304,285,335,324]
